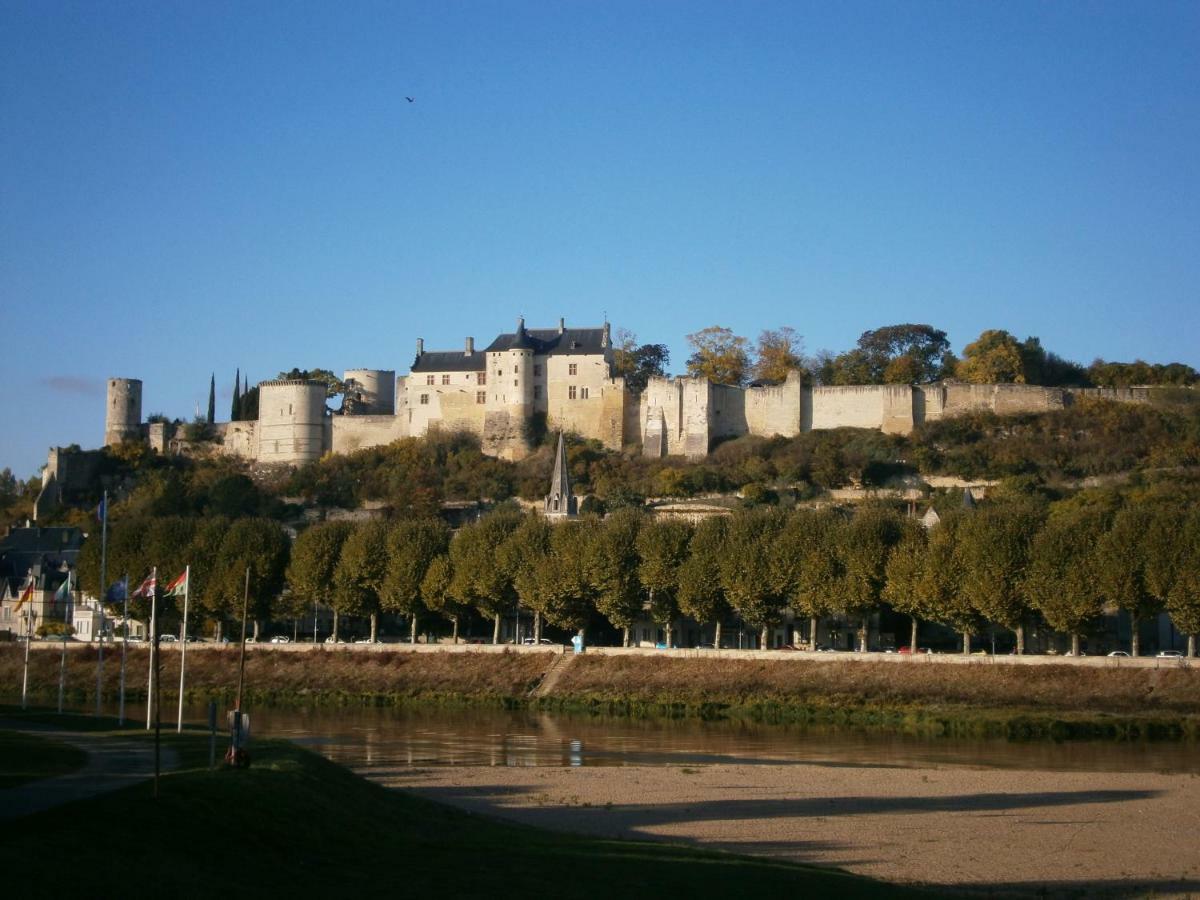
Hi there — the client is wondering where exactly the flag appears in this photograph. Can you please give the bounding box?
[105,578,128,603]
[54,574,72,603]
[131,572,157,599]
[14,578,35,612]
[164,569,188,598]
[95,496,106,523]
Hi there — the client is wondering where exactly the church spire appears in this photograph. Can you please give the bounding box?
[544,432,577,520]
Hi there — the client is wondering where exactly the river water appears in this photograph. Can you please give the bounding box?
[54,700,1200,775]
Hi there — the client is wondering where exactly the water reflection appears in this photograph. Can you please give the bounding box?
[57,700,1200,774]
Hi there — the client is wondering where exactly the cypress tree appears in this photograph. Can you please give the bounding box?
[231,368,241,421]
[206,373,216,424]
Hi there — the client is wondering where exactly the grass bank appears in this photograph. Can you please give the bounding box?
[0,729,88,788]
[0,709,939,900]
[4,646,1198,740]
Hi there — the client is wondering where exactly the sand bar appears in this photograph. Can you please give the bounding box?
[368,761,1200,898]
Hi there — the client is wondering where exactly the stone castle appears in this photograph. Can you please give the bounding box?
[94,316,1155,470]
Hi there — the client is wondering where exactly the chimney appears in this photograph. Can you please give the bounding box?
[602,321,610,349]
[465,336,474,355]
[558,317,565,334]
[516,316,525,333]
[416,338,424,355]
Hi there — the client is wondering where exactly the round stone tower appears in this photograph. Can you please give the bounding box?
[256,380,329,465]
[343,369,396,415]
[104,378,143,446]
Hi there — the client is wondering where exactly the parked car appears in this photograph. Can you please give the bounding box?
[324,636,347,644]
[1107,651,1130,658]
[159,634,177,643]
[269,636,290,644]
[522,637,555,645]
[897,646,932,655]
[1156,650,1184,659]
[244,636,257,644]
[354,637,380,644]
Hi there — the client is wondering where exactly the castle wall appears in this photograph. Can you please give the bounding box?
[406,368,487,438]
[331,415,408,454]
[807,385,894,431]
[744,372,803,438]
[257,381,329,465]
[543,353,626,450]
[212,420,257,459]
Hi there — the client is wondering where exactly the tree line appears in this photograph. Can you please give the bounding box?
[77,487,1200,656]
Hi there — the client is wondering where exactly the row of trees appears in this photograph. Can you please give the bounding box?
[680,323,1198,390]
[72,488,1200,657]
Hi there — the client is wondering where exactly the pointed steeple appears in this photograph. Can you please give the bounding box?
[544,432,577,520]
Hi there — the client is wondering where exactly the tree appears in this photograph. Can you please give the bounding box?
[206,374,216,425]
[449,508,523,643]
[1166,513,1200,657]
[277,368,345,398]
[685,326,750,386]
[612,328,670,395]
[676,517,731,647]
[502,514,553,641]
[530,521,595,637]
[956,330,1029,384]
[831,505,904,651]
[382,519,450,643]
[286,520,353,639]
[421,554,469,642]
[750,327,805,384]
[212,518,289,640]
[637,519,693,648]
[188,516,232,639]
[919,512,978,652]
[719,508,788,648]
[882,519,934,652]
[856,324,952,384]
[1095,502,1164,656]
[584,508,645,645]
[778,509,842,648]
[333,520,390,641]
[231,368,242,421]
[955,502,1045,654]
[1025,502,1112,655]
[240,380,259,420]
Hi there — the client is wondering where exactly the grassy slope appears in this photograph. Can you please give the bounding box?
[0,729,87,788]
[0,712,939,900]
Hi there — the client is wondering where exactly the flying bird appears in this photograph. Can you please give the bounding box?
[405,96,415,103]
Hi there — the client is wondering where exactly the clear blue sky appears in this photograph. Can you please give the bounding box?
[3,1,1198,479]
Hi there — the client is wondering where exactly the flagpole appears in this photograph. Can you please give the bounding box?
[96,490,108,717]
[146,567,157,731]
[177,565,190,732]
[58,572,69,713]
[119,575,128,725]
[20,576,34,710]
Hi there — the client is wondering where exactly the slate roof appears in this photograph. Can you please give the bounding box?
[486,327,607,356]
[409,351,487,374]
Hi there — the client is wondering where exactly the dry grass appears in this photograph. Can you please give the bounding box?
[0,645,552,707]
[551,656,1200,716]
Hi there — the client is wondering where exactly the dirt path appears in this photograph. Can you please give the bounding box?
[373,762,1200,898]
[0,721,177,820]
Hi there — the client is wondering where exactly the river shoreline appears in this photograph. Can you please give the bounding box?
[4,644,1199,742]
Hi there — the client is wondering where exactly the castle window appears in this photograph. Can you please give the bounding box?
[289,404,293,414]
[476,391,486,404]
[580,387,589,399]
[513,366,518,374]
[568,386,577,400]
[569,363,577,376]
[442,374,450,385]
[533,364,542,376]
[533,386,541,399]
[478,371,486,385]
[426,375,435,385]
[419,394,429,405]
[513,380,519,388]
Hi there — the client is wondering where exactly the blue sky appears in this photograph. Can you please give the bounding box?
[2,1,1198,478]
